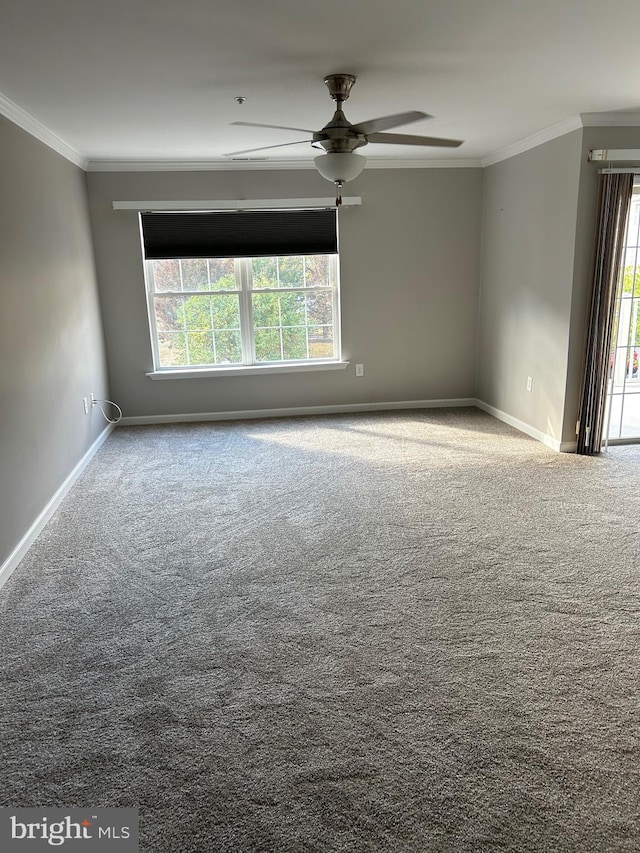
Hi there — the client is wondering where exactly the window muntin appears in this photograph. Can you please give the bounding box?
[145,254,339,369]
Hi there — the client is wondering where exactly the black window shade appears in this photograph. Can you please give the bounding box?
[140,209,338,259]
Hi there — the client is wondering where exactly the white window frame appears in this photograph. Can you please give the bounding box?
[144,255,344,378]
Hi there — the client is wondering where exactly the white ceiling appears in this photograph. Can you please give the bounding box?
[2,0,640,169]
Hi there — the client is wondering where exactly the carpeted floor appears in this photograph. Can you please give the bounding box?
[1,408,640,852]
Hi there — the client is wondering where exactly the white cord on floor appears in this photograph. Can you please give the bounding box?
[93,398,123,424]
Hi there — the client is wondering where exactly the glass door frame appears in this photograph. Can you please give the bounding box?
[604,181,640,446]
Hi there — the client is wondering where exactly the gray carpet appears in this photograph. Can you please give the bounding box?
[1,408,640,852]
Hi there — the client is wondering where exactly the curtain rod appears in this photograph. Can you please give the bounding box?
[598,169,640,175]
[589,149,640,162]
[113,197,361,211]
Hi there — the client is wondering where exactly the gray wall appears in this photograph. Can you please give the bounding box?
[86,167,483,418]
[0,116,109,569]
[477,130,583,444]
[2,116,637,580]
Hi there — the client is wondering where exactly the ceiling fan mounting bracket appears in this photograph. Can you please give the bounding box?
[324,74,356,104]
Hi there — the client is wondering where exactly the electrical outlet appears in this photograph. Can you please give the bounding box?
[526,376,533,392]
[83,397,89,415]
[355,364,364,377]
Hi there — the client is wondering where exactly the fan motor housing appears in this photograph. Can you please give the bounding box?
[312,101,368,153]
[312,132,367,154]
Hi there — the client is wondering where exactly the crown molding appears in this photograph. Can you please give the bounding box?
[3,86,640,176]
[86,158,312,172]
[581,111,640,127]
[481,116,583,167]
[363,158,482,169]
[482,112,640,167]
[0,90,86,169]
[86,156,482,172]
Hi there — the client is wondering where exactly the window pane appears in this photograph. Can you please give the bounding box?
[252,292,280,328]
[304,255,331,288]
[151,259,181,292]
[157,331,187,366]
[177,294,240,336]
[308,325,334,359]
[211,294,240,329]
[633,298,640,348]
[184,295,214,331]
[154,296,185,331]
[305,291,333,326]
[207,258,237,290]
[255,328,282,361]
[279,292,305,326]
[187,331,215,365]
[251,287,333,362]
[214,330,242,364]
[180,259,209,291]
[282,327,308,360]
[252,257,278,289]
[154,293,241,367]
[278,256,304,287]
[251,255,330,289]
[621,265,634,296]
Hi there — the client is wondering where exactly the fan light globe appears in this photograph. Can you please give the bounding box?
[314,152,366,184]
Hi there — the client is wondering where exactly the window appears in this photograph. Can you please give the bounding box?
[605,186,640,441]
[140,209,341,372]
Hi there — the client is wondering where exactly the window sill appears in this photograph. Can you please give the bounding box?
[146,361,350,380]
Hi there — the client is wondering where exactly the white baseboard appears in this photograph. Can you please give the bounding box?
[120,399,577,451]
[0,424,113,592]
[475,400,575,452]
[118,398,477,426]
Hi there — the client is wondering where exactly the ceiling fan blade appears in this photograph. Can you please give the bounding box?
[351,110,430,136]
[223,139,313,157]
[367,132,463,148]
[231,121,315,134]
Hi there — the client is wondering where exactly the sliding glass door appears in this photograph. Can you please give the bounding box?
[605,185,640,443]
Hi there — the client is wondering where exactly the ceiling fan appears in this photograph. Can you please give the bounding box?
[225,74,463,202]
